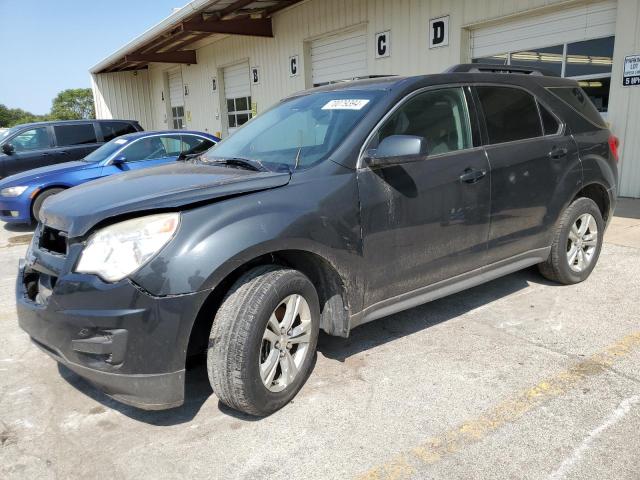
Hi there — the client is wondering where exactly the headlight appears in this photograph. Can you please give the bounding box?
[1,186,28,197]
[75,213,180,282]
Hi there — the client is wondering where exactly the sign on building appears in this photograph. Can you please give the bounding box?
[289,55,299,77]
[623,54,640,86]
[375,31,390,58]
[429,15,449,49]
[251,66,260,85]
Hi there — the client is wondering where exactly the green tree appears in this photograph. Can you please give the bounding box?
[0,104,47,127]
[50,88,95,120]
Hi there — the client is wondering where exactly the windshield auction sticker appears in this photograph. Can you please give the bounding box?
[322,99,370,110]
[623,54,640,86]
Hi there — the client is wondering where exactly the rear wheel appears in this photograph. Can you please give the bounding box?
[538,197,604,284]
[207,266,320,416]
[31,188,64,223]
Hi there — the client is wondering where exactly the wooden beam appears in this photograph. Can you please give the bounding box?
[125,50,197,64]
[182,17,273,37]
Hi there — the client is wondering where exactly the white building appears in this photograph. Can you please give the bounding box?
[90,0,640,198]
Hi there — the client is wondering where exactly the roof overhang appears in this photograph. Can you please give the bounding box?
[90,0,303,74]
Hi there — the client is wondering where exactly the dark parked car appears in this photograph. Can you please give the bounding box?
[17,65,618,416]
[0,130,218,224]
[0,119,142,178]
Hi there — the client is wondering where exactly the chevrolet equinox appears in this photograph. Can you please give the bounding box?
[17,65,619,416]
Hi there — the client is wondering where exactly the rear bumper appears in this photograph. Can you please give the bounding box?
[0,196,31,223]
[16,259,210,410]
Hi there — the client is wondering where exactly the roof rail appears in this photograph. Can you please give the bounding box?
[445,63,558,77]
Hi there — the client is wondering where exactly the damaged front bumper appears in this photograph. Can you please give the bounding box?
[16,237,210,410]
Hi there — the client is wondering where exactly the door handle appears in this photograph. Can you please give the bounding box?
[58,151,69,155]
[548,147,568,159]
[459,168,487,184]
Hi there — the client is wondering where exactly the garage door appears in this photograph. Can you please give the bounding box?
[470,0,617,59]
[168,69,185,129]
[311,27,367,86]
[223,62,252,135]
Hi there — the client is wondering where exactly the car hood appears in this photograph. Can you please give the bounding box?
[40,162,291,237]
[0,161,94,186]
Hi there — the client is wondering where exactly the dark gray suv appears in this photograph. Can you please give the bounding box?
[16,65,618,416]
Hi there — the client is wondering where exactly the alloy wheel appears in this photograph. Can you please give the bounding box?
[566,213,598,272]
[259,294,312,392]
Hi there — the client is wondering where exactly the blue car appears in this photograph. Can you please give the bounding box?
[0,130,218,224]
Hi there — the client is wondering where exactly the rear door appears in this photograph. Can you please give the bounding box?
[1,126,54,177]
[52,123,101,162]
[358,86,491,307]
[473,85,581,263]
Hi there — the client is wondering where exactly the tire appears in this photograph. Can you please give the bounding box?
[538,197,604,285]
[31,188,64,223]
[207,266,320,416]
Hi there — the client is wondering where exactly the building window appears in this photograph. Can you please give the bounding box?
[172,106,185,129]
[227,96,252,132]
[472,35,614,116]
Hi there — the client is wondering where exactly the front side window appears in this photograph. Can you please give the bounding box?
[373,87,472,155]
[121,137,168,162]
[476,86,542,144]
[12,127,50,152]
[54,124,98,146]
[205,90,383,171]
[159,135,182,156]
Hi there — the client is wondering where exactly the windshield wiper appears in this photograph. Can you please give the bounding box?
[200,157,267,172]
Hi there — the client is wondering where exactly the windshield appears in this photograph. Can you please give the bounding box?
[202,90,383,171]
[83,137,129,162]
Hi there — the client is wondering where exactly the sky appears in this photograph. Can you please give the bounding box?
[0,0,186,114]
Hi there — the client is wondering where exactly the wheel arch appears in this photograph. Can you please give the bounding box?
[186,248,351,359]
[571,182,612,223]
[30,185,69,220]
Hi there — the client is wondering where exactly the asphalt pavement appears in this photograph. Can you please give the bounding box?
[1,199,639,480]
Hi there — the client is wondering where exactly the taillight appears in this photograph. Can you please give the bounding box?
[608,134,619,163]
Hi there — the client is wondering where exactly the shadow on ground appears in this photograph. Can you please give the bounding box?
[57,266,557,426]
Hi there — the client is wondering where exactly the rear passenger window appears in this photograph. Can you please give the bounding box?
[539,103,561,135]
[546,87,606,128]
[476,86,542,144]
[375,87,472,155]
[101,122,138,142]
[54,124,97,146]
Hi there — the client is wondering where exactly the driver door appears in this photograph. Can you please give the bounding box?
[357,86,491,307]
[1,126,53,177]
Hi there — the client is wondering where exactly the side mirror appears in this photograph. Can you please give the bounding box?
[364,135,429,168]
[2,143,15,155]
[111,155,127,167]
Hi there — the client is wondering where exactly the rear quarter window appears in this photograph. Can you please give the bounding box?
[546,87,607,128]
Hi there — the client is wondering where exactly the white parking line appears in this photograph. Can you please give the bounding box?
[548,395,640,480]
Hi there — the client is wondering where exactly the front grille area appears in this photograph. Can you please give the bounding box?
[39,226,67,255]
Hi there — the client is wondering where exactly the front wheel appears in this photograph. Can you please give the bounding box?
[538,197,604,284]
[32,188,64,223]
[207,266,320,416]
